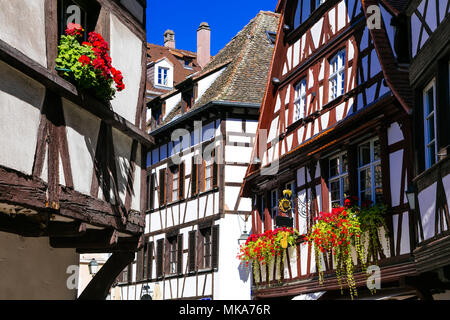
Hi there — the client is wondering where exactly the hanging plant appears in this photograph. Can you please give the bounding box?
[237,227,299,284]
[303,198,389,299]
[55,23,125,102]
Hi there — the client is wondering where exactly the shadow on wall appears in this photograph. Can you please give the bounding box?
[0,61,46,109]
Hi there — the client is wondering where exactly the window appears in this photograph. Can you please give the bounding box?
[423,80,438,170]
[151,105,162,127]
[158,67,169,86]
[147,173,156,210]
[182,90,194,112]
[167,236,178,275]
[271,189,279,219]
[191,156,199,196]
[329,153,349,208]
[199,228,212,270]
[171,166,179,202]
[294,79,307,121]
[329,49,346,101]
[58,0,100,40]
[358,139,383,204]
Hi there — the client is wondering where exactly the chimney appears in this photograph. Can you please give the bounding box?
[164,29,175,49]
[197,22,211,69]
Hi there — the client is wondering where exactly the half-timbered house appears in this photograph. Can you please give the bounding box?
[242,0,449,300]
[0,0,151,299]
[115,11,280,300]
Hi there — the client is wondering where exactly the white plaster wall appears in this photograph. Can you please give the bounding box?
[214,215,252,300]
[112,128,133,206]
[164,93,182,122]
[393,212,411,255]
[0,0,47,67]
[0,231,78,300]
[131,144,142,211]
[62,99,100,196]
[390,150,404,207]
[388,122,404,146]
[109,14,143,124]
[0,61,45,175]
[225,165,247,184]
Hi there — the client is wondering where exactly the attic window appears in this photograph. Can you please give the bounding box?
[182,90,194,112]
[266,31,277,46]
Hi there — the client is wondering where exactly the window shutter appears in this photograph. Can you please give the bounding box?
[177,234,184,275]
[147,241,154,280]
[127,264,133,283]
[156,239,164,278]
[212,151,218,188]
[149,174,155,210]
[188,231,197,272]
[199,160,205,193]
[164,238,170,275]
[167,168,173,203]
[212,225,220,269]
[191,158,198,196]
[159,169,166,206]
[179,162,185,199]
[198,230,204,269]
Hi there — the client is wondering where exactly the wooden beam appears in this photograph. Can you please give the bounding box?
[78,251,136,300]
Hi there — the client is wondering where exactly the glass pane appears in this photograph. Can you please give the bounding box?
[374,139,381,161]
[330,180,340,203]
[360,168,371,192]
[375,164,382,187]
[359,143,371,167]
[329,158,339,177]
[428,117,435,141]
[342,154,348,173]
[426,89,434,113]
[302,0,311,23]
[343,175,350,199]
[294,0,302,28]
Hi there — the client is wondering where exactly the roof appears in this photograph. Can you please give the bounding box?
[153,11,281,129]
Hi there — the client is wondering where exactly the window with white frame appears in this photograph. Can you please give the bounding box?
[204,156,213,191]
[329,153,349,208]
[358,139,383,204]
[172,166,179,202]
[168,236,178,275]
[294,78,307,121]
[329,49,346,101]
[423,80,438,170]
[157,67,169,86]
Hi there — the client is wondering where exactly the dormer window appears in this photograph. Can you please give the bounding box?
[182,90,194,112]
[329,49,346,101]
[294,78,307,121]
[157,67,169,86]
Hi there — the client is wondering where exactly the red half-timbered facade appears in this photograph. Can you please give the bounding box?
[243,0,449,300]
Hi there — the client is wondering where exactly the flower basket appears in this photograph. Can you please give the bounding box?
[237,227,300,285]
[55,23,125,102]
[304,198,390,299]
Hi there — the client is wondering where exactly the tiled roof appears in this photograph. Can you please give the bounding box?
[155,11,280,128]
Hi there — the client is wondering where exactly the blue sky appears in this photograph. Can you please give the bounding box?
[146,0,278,55]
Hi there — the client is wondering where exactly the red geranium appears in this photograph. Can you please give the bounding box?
[78,55,91,66]
[66,23,84,37]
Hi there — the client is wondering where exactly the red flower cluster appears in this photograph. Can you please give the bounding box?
[66,23,84,37]
[65,26,125,93]
[304,207,361,254]
[78,55,91,66]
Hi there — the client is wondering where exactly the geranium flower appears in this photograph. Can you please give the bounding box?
[66,23,84,37]
[78,55,91,66]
